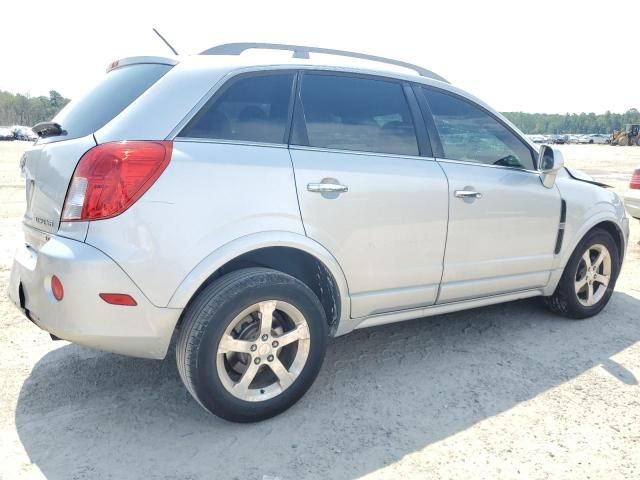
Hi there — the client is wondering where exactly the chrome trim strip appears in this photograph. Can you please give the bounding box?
[289,144,435,161]
[174,138,287,149]
[435,157,540,175]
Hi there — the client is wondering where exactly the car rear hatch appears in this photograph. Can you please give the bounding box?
[21,57,176,249]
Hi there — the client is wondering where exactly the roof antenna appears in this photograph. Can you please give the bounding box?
[152,28,179,56]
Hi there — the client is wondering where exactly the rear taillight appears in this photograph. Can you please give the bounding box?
[630,169,640,190]
[62,141,172,221]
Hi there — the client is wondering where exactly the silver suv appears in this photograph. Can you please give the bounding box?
[9,43,629,422]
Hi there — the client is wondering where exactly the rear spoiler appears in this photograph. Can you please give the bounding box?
[106,56,178,73]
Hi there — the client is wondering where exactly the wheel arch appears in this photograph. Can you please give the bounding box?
[569,216,626,264]
[168,232,351,335]
[590,220,626,265]
[544,215,627,297]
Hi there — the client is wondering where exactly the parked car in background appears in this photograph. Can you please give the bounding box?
[583,134,610,144]
[11,126,38,141]
[8,44,630,422]
[528,134,546,143]
[0,127,15,140]
[552,135,568,144]
[624,167,640,220]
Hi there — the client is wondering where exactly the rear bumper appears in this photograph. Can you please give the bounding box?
[624,189,640,220]
[8,235,181,359]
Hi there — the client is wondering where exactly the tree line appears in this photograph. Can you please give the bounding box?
[503,109,640,135]
[1,89,639,135]
[0,90,70,126]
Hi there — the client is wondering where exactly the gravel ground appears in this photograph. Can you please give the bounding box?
[0,142,639,480]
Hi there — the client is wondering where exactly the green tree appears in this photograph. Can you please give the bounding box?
[0,89,70,126]
[503,109,640,134]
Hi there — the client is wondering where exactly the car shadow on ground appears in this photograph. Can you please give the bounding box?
[15,292,640,479]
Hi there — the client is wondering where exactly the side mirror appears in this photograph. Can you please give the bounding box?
[539,145,565,188]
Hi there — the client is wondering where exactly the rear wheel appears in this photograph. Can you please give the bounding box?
[176,268,328,422]
[544,229,619,319]
[635,137,640,146]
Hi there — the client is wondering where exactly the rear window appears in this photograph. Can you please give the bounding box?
[48,63,172,142]
[179,73,294,144]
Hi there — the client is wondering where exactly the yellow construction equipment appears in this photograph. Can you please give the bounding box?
[611,124,640,146]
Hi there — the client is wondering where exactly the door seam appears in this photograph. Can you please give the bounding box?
[287,148,307,237]
[434,157,450,304]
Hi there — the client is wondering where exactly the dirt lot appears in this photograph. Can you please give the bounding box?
[0,142,639,480]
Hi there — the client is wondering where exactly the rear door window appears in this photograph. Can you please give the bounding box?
[179,73,294,144]
[292,74,419,156]
[49,63,172,142]
[422,88,535,170]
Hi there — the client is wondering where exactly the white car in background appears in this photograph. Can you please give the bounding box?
[0,127,15,140]
[11,126,38,142]
[583,134,610,144]
[528,134,546,143]
[8,43,631,422]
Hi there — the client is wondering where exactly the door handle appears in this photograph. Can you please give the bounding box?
[307,183,348,193]
[454,190,482,199]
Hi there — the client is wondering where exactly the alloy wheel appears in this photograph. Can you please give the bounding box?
[216,300,310,402]
[574,244,611,307]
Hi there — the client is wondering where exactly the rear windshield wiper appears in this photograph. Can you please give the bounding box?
[32,122,66,138]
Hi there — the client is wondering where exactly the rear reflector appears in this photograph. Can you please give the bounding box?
[630,169,640,189]
[99,293,137,306]
[62,140,172,222]
[51,275,64,301]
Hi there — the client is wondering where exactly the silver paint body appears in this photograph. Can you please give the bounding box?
[8,53,630,359]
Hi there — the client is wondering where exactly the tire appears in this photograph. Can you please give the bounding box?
[635,137,640,147]
[176,267,328,422]
[544,229,619,319]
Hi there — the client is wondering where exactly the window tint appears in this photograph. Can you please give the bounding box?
[51,63,172,142]
[423,88,535,170]
[180,73,294,143]
[293,74,419,156]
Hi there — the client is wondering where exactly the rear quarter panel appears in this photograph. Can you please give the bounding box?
[84,141,305,307]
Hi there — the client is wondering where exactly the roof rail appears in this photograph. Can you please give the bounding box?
[200,43,449,83]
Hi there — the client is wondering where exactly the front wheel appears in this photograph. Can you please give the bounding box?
[544,229,619,319]
[176,268,328,422]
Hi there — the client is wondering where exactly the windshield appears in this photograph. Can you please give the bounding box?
[45,63,172,142]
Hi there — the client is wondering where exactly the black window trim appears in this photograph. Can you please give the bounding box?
[415,84,540,172]
[403,83,432,157]
[289,69,433,159]
[175,69,298,146]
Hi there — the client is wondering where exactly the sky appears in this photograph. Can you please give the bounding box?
[1,0,636,114]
